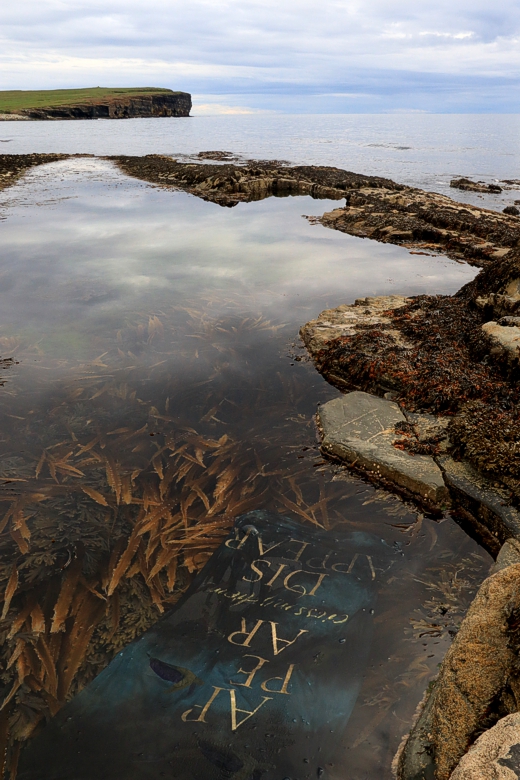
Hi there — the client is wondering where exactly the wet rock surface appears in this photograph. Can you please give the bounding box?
[318,191,518,266]
[481,321,520,362]
[300,295,411,391]
[0,153,70,190]
[450,177,503,194]
[318,392,448,509]
[111,154,397,206]
[301,248,520,509]
[450,713,520,779]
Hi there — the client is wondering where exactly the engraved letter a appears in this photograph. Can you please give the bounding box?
[269,622,308,655]
[227,618,265,647]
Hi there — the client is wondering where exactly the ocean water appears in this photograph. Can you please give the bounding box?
[0,119,499,777]
[2,112,520,208]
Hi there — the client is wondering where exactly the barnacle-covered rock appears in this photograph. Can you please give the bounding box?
[396,564,520,780]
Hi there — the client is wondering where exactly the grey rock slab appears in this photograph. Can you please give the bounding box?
[318,391,448,506]
[438,456,520,549]
[450,713,520,780]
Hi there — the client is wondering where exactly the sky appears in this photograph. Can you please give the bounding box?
[2,0,520,113]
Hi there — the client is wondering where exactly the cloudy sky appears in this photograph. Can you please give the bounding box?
[2,0,519,113]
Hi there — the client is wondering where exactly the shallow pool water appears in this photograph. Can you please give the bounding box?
[0,158,489,778]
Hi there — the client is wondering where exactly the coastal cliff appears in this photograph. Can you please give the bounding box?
[0,87,191,120]
[23,92,191,120]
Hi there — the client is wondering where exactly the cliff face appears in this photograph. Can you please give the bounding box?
[22,92,191,120]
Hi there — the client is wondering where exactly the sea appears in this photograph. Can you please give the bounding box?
[1,113,514,778]
[3,112,520,208]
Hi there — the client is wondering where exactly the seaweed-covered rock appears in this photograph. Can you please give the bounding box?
[396,564,520,780]
[450,177,502,194]
[111,156,520,266]
[301,248,520,508]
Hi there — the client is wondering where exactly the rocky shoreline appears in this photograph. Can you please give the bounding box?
[2,152,520,778]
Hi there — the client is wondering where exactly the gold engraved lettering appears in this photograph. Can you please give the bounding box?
[306,609,327,619]
[269,622,308,655]
[228,618,265,647]
[228,689,272,731]
[285,539,311,561]
[181,686,223,723]
[332,554,376,579]
[307,572,328,596]
[261,664,295,695]
[265,563,288,587]
[332,614,349,624]
[225,530,252,551]
[283,570,307,596]
[230,655,269,688]
[305,552,332,571]
[256,537,283,557]
[243,559,271,583]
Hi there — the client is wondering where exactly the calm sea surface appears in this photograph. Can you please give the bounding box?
[0,116,502,777]
[2,112,520,207]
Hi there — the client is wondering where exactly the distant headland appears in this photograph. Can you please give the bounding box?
[0,87,192,120]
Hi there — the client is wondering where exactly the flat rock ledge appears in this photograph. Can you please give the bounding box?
[318,392,448,510]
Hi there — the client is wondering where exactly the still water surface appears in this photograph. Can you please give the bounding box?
[0,158,490,778]
[3,112,520,208]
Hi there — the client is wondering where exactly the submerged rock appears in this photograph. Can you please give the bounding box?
[318,392,448,509]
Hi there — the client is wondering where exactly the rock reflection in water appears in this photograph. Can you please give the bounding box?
[0,159,490,778]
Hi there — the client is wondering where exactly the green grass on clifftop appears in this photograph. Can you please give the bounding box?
[0,87,179,113]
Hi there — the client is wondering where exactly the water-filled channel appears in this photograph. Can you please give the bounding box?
[0,158,490,779]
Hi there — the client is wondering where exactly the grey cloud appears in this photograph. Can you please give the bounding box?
[2,0,520,111]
